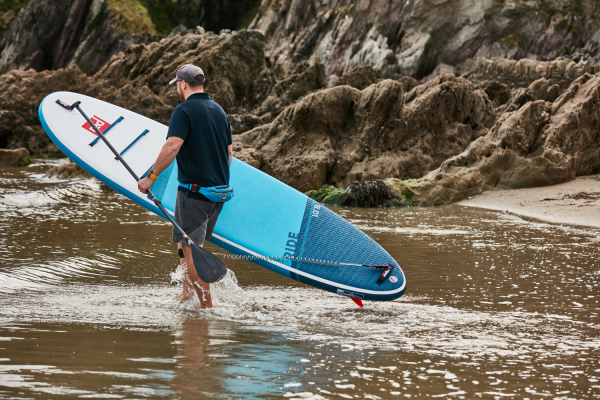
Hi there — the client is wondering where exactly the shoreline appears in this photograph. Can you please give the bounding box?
[457,175,600,229]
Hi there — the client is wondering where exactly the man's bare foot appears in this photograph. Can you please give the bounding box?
[174,262,196,302]
[181,245,214,308]
[174,292,194,302]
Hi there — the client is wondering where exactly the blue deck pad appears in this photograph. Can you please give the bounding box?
[293,200,405,292]
[211,160,307,269]
[153,158,307,273]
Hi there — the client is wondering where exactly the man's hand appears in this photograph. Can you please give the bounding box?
[138,177,154,194]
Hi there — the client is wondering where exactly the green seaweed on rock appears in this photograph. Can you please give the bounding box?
[306,179,418,208]
[306,188,350,206]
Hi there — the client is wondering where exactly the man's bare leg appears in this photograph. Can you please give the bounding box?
[181,243,213,309]
[175,242,195,302]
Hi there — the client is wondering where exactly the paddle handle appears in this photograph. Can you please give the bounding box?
[72,103,141,182]
[59,99,193,246]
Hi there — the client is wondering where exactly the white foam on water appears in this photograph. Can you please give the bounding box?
[2,265,597,367]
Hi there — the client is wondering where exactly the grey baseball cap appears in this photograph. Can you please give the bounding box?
[169,64,205,85]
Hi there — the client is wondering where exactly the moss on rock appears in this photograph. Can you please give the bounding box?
[0,0,28,29]
[307,179,417,208]
[0,0,28,10]
[138,0,180,37]
[306,188,350,206]
[107,0,157,36]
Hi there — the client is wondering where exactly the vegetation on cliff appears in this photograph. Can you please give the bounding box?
[0,0,27,29]
[0,0,28,11]
[107,0,158,36]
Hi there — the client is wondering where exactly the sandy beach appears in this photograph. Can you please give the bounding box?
[458,175,600,228]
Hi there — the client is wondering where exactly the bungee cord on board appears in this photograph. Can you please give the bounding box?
[222,253,340,266]
[220,253,395,284]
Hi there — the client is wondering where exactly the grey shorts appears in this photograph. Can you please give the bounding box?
[172,189,224,246]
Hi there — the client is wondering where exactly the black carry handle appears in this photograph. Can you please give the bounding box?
[376,265,394,285]
[55,99,227,283]
[56,99,80,111]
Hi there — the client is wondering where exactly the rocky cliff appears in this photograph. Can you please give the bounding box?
[249,0,600,80]
[0,0,153,74]
[0,28,269,152]
[1,1,599,208]
[410,72,600,205]
[0,0,261,74]
[236,74,496,191]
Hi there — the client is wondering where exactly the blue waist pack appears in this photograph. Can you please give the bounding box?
[178,182,234,202]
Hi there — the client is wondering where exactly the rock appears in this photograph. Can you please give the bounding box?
[475,81,511,108]
[0,64,170,155]
[0,29,288,156]
[231,143,266,170]
[44,162,90,179]
[411,72,600,205]
[332,65,382,90]
[529,79,561,103]
[497,88,533,115]
[228,114,266,135]
[344,179,398,207]
[0,148,30,167]
[419,63,456,84]
[465,57,600,92]
[0,0,264,75]
[398,76,418,93]
[169,24,189,36]
[237,74,496,192]
[0,0,156,75]
[250,0,600,80]
[94,29,269,113]
[252,62,328,118]
[497,78,563,114]
[306,179,404,207]
[18,50,44,72]
[174,0,262,34]
[306,186,352,206]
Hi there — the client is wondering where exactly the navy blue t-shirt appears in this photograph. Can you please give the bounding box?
[166,93,232,188]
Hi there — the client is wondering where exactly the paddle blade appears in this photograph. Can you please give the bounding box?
[190,244,228,283]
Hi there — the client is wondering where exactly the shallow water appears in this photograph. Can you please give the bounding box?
[0,161,599,399]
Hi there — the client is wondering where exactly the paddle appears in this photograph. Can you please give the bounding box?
[55,99,228,284]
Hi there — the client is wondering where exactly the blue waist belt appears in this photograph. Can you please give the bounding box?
[178,182,234,202]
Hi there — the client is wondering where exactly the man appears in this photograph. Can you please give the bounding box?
[138,64,233,309]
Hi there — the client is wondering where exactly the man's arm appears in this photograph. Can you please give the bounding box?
[138,136,184,194]
[228,144,233,167]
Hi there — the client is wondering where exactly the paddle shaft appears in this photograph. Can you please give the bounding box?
[66,100,193,246]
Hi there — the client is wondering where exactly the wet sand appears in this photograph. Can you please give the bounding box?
[458,175,600,228]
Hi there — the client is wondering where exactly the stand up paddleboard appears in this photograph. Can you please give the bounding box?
[39,92,407,304]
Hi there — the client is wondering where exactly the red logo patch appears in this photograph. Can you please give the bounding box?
[82,116,110,136]
[222,195,226,200]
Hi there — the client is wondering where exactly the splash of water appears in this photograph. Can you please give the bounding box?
[169,264,251,313]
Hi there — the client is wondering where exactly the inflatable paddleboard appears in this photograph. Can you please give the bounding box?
[39,92,407,302]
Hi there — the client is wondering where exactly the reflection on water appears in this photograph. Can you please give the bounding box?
[0,161,599,399]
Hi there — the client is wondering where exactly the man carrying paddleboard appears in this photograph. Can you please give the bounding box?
[138,64,233,308]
